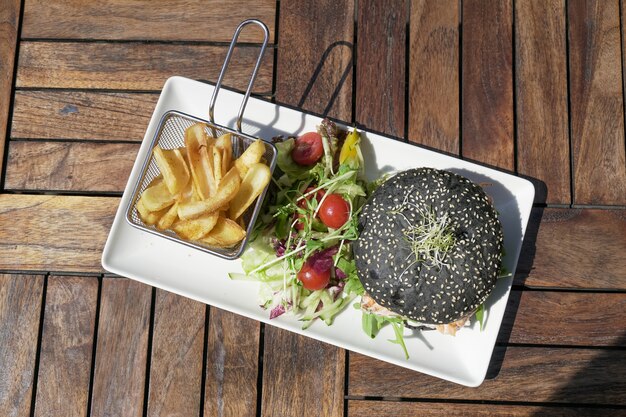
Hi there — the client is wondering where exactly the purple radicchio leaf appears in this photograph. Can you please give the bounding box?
[307,246,339,274]
[269,304,286,319]
[334,267,347,280]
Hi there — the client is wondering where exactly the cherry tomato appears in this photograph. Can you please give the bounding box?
[319,193,350,229]
[297,261,331,290]
[291,132,324,166]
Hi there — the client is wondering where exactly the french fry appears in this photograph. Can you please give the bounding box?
[172,212,219,240]
[136,199,169,226]
[153,147,190,195]
[215,133,232,174]
[234,140,265,179]
[177,166,241,220]
[213,145,223,185]
[229,163,271,220]
[185,124,217,199]
[140,177,175,211]
[200,217,246,247]
[156,202,179,230]
[141,132,271,250]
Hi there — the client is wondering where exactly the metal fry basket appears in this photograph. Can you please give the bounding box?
[125,19,277,260]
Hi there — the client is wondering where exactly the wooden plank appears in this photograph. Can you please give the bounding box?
[22,0,276,43]
[204,308,259,417]
[261,326,344,417]
[11,91,157,141]
[16,42,274,92]
[515,0,570,204]
[348,400,626,417]
[90,278,151,417]
[0,194,118,272]
[0,0,21,180]
[5,141,137,192]
[517,208,626,289]
[147,290,205,417]
[259,2,352,415]
[500,290,626,346]
[33,275,98,417]
[0,274,44,417]
[355,0,406,137]
[348,346,626,404]
[275,0,354,121]
[408,0,459,154]
[568,0,626,205]
[461,0,514,170]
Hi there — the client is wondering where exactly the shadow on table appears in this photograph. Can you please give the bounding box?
[222,40,354,141]
[485,175,546,380]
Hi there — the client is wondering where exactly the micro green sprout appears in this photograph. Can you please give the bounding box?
[389,188,456,270]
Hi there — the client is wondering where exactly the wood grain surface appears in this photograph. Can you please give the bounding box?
[0,195,118,272]
[275,0,354,121]
[348,400,626,417]
[33,275,98,417]
[90,278,151,417]
[408,0,459,154]
[16,42,274,92]
[261,326,345,417]
[500,290,626,346]
[0,0,21,181]
[11,91,158,141]
[349,346,626,404]
[461,0,514,170]
[0,274,44,417]
[22,0,276,43]
[568,0,626,205]
[205,308,259,417]
[147,290,205,417]
[515,0,570,204]
[517,208,626,289]
[5,141,138,192]
[355,0,406,137]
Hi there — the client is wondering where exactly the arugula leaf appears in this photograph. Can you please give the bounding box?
[389,319,409,359]
[362,312,384,338]
[475,303,485,331]
[361,312,410,359]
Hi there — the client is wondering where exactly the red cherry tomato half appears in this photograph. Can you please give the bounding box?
[291,132,324,166]
[319,193,350,229]
[297,262,331,290]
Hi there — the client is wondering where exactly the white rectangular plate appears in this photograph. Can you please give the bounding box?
[102,76,534,387]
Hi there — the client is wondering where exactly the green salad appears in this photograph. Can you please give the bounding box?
[229,119,368,329]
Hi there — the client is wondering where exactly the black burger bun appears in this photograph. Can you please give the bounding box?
[353,168,504,325]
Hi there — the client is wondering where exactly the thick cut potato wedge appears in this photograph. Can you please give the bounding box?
[213,146,223,185]
[185,124,217,199]
[136,199,169,226]
[177,167,241,220]
[140,177,175,211]
[215,133,232,174]
[234,140,265,179]
[201,217,246,247]
[153,147,190,195]
[156,202,179,230]
[229,162,271,220]
[172,212,219,240]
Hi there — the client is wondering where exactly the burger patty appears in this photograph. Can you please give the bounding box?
[353,168,503,325]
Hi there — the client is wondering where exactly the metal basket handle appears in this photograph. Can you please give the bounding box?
[208,19,270,132]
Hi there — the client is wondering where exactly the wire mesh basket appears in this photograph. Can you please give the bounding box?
[125,19,277,259]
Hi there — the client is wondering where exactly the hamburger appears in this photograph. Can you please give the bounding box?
[353,168,504,335]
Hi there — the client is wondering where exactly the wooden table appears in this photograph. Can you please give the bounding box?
[1,1,625,416]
